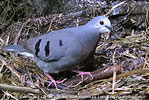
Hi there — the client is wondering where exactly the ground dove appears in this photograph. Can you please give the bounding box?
[3,16,112,89]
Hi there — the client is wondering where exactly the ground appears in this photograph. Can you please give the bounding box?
[0,0,148,100]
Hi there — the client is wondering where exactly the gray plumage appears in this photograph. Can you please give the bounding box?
[3,16,112,74]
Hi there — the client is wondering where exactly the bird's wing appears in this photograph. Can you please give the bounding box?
[24,29,81,62]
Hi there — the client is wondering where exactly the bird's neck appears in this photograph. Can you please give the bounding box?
[75,25,100,50]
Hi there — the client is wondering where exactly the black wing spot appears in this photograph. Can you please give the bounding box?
[44,41,50,57]
[59,40,63,46]
[35,39,42,57]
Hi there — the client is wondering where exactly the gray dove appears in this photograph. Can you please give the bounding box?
[3,16,112,89]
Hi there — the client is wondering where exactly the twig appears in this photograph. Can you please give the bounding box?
[100,68,149,85]
[14,23,24,45]
[3,91,18,100]
[0,55,21,79]
[0,83,41,94]
[106,1,126,16]
[75,81,126,99]
[14,19,30,45]
[143,50,148,68]
[64,65,122,87]
[112,69,116,94]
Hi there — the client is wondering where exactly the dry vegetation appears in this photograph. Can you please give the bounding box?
[0,0,148,100]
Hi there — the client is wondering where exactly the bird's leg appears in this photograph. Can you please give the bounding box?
[46,74,67,89]
[73,70,93,81]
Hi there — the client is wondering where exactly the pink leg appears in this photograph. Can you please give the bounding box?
[73,70,93,81]
[46,74,67,89]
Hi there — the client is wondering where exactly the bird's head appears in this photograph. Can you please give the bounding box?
[86,16,112,34]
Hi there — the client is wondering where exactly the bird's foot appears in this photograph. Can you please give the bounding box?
[46,74,67,89]
[73,70,93,81]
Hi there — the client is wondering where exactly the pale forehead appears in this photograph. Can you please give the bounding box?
[93,16,110,22]
[88,16,111,25]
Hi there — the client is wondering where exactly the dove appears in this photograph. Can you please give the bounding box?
[3,16,112,89]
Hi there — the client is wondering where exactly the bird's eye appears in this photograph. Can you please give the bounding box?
[99,21,104,25]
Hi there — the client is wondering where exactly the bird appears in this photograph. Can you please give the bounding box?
[3,16,112,89]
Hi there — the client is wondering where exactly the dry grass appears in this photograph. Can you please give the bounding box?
[0,1,148,100]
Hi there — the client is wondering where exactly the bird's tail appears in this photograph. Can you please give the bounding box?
[2,45,33,57]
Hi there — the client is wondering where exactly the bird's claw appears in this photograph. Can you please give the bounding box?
[46,74,67,89]
[73,70,93,81]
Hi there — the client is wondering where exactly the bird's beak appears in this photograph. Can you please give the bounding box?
[105,25,115,33]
